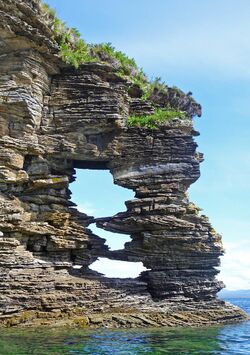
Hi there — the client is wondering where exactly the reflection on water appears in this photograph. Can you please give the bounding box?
[0,298,249,354]
[0,324,249,355]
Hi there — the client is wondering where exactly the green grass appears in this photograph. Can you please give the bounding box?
[40,2,148,85]
[127,109,187,129]
[40,2,174,96]
[141,77,167,100]
[91,43,137,73]
[41,2,96,68]
[40,2,149,86]
[90,42,146,80]
[40,2,197,119]
[41,2,56,18]
[59,32,95,68]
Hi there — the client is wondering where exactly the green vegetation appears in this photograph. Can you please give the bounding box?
[40,2,193,129]
[90,42,149,88]
[141,77,167,100]
[127,109,187,129]
[40,1,148,83]
[91,43,136,74]
[58,33,95,68]
[39,2,174,95]
[41,2,95,68]
[41,2,56,18]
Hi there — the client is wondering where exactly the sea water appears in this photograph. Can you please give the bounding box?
[0,298,249,354]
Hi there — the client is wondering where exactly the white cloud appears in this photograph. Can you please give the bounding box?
[90,258,147,278]
[219,239,250,290]
[76,202,97,215]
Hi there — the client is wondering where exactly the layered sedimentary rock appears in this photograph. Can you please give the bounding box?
[0,0,247,327]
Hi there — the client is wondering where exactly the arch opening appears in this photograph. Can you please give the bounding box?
[90,258,147,278]
[70,168,148,277]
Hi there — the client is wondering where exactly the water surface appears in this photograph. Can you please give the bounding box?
[0,298,249,354]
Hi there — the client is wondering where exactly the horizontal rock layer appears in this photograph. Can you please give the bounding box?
[0,0,247,327]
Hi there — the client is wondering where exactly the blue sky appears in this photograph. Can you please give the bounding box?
[46,0,250,290]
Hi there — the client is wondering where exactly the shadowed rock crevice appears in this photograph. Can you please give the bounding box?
[0,0,247,327]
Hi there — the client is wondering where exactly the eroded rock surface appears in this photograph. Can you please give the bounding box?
[0,0,247,327]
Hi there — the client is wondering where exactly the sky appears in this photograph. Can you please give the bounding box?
[46,0,250,290]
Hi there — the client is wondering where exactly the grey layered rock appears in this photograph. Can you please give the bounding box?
[0,0,247,327]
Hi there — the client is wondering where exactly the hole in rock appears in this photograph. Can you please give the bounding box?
[71,169,133,249]
[71,169,147,277]
[90,258,146,278]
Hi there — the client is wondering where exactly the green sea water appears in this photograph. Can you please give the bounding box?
[0,298,249,354]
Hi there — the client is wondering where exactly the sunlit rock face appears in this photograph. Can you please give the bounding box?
[0,0,247,328]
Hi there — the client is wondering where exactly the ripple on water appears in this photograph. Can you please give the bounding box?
[0,298,249,354]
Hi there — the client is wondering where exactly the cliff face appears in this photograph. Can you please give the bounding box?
[0,0,247,327]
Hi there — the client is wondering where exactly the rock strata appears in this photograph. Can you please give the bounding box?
[0,0,247,327]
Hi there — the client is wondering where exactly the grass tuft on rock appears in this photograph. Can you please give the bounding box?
[40,2,199,118]
[127,109,187,129]
[40,2,149,85]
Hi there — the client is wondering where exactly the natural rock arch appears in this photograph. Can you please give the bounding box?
[0,0,246,327]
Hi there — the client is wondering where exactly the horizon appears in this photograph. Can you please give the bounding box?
[46,0,250,291]
[219,289,250,292]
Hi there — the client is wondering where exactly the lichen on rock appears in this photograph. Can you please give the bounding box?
[0,0,247,328]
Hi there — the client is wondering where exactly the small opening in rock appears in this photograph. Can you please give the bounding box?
[70,168,135,263]
[23,154,33,171]
[90,258,147,278]
[90,226,130,251]
[86,242,92,250]
[71,169,134,218]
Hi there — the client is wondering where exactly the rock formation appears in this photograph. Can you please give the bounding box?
[0,0,247,327]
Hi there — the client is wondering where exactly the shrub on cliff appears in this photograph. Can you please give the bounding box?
[41,3,96,67]
[127,109,187,129]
